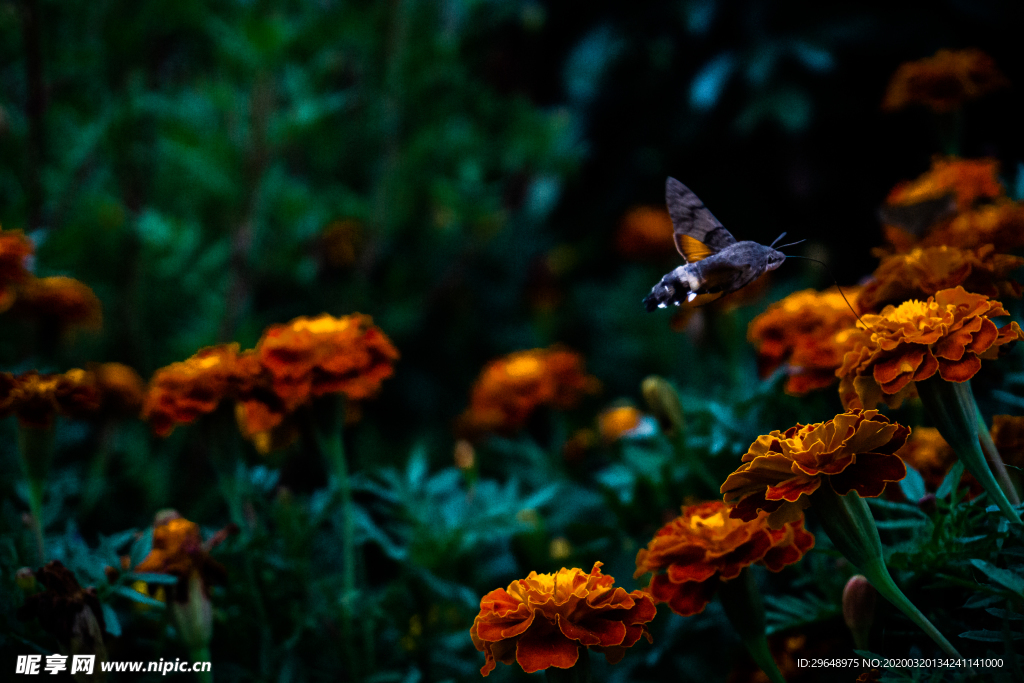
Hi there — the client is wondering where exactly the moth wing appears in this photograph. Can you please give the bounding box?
[665,177,737,263]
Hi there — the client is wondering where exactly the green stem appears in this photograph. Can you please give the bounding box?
[191,645,213,683]
[544,647,591,683]
[916,377,1021,524]
[18,425,52,564]
[812,485,962,658]
[973,401,1020,506]
[718,568,787,683]
[310,396,358,678]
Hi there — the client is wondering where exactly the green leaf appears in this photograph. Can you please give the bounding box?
[112,585,166,609]
[958,629,1024,642]
[101,604,122,637]
[936,461,965,500]
[899,466,926,503]
[124,572,179,585]
[970,559,1024,598]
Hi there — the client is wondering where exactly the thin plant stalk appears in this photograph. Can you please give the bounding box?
[310,395,359,678]
[812,485,962,659]
[973,400,1020,506]
[18,425,53,564]
[717,567,787,683]
[544,647,592,683]
[916,377,1022,524]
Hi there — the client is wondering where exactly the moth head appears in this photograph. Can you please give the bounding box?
[765,247,787,272]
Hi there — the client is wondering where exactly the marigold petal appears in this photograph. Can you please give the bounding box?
[937,354,982,383]
[515,620,580,673]
[558,613,626,648]
[666,562,717,584]
[765,474,820,503]
[828,452,906,497]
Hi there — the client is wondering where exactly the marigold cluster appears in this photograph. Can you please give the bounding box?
[0,227,34,313]
[142,314,398,443]
[470,562,655,676]
[635,501,813,617]
[615,206,676,260]
[747,288,860,395]
[721,410,909,528]
[882,48,1007,112]
[884,157,1002,214]
[858,245,1022,314]
[458,347,599,438]
[837,287,1023,410]
[921,200,1024,252]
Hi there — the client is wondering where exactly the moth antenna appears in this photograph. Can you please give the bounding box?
[775,239,806,250]
[784,255,871,331]
[769,232,788,248]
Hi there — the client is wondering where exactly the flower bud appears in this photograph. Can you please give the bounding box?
[641,376,685,434]
[842,574,877,650]
[171,572,213,652]
[16,567,37,592]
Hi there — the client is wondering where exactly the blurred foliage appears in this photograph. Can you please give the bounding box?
[2,0,1024,682]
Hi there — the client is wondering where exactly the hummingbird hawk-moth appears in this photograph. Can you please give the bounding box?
[643,178,791,311]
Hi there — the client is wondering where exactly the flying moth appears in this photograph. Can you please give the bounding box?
[643,178,794,311]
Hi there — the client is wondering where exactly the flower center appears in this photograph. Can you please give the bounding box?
[690,511,726,530]
[506,357,543,378]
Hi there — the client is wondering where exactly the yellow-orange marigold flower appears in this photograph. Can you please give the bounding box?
[885,157,1003,214]
[615,206,676,260]
[896,427,956,491]
[634,500,813,617]
[747,288,860,395]
[859,245,1022,314]
[0,227,34,312]
[255,313,399,412]
[16,276,102,333]
[882,48,1007,113]
[991,415,1024,470]
[470,562,655,676]
[598,405,642,442]
[93,362,146,416]
[922,200,1024,252]
[459,347,600,437]
[134,515,229,601]
[721,410,909,528]
[836,287,1023,410]
[142,345,241,436]
[0,369,102,428]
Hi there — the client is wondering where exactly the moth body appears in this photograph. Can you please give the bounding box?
[643,178,787,312]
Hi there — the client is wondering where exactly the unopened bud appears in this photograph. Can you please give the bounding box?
[842,574,876,650]
[641,376,685,433]
[454,439,475,469]
[171,572,213,652]
[16,567,37,592]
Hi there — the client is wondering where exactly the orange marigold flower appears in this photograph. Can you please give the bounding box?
[15,276,103,333]
[0,227,34,313]
[885,157,1003,214]
[721,410,909,528]
[0,369,102,428]
[142,344,241,436]
[470,562,655,676]
[634,500,813,617]
[93,362,146,416]
[859,245,1023,314]
[921,200,1024,252]
[747,288,860,395]
[896,427,957,490]
[459,347,600,437]
[255,313,399,412]
[991,415,1024,470]
[615,206,676,260]
[598,405,643,442]
[134,515,229,602]
[836,287,1023,410]
[882,48,1007,113]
